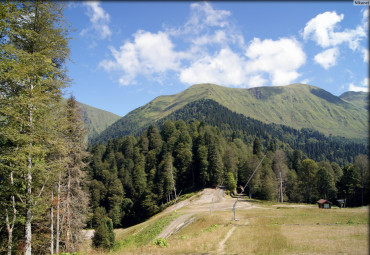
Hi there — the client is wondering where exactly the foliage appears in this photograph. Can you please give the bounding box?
[0,3,89,254]
[224,172,237,192]
[92,217,115,250]
[152,238,169,247]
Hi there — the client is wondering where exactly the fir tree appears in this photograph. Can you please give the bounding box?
[0,2,71,254]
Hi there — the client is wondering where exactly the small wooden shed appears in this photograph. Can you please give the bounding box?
[317,199,332,209]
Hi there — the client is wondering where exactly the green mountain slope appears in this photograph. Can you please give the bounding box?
[339,91,368,110]
[94,83,367,142]
[78,102,121,141]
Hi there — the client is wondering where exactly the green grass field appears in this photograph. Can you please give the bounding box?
[80,193,368,255]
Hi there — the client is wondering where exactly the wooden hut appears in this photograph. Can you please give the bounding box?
[317,199,332,209]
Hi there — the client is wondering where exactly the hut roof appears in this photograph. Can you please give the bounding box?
[317,199,332,204]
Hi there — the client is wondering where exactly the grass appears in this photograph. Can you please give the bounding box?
[112,213,179,252]
[79,198,368,255]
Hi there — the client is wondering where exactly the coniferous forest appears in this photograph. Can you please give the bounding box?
[87,119,369,234]
[0,2,368,254]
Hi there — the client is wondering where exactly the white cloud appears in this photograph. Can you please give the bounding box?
[187,2,231,32]
[179,48,248,86]
[362,8,368,27]
[303,11,366,50]
[100,2,306,88]
[361,78,369,87]
[349,82,368,92]
[300,79,311,84]
[314,47,339,69]
[362,48,368,63]
[82,2,112,40]
[245,38,306,86]
[248,75,268,88]
[100,31,182,85]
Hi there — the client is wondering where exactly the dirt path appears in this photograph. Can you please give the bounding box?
[217,226,236,254]
[156,188,254,240]
[217,218,250,254]
[156,213,195,239]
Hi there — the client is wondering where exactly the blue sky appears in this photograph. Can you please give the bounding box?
[64,1,369,116]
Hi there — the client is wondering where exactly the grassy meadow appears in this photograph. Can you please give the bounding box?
[80,199,368,255]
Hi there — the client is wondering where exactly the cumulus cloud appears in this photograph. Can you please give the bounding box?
[81,2,112,40]
[303,11,366,50]
[179,48,248,86]
[186,2,231,33]
[314,47,339,69]
[349,82,368,92]
[100,31,184,85]
[100,2,306,87]
[361,77,369,87]
[245,38,306,86]
[348,78,368,92]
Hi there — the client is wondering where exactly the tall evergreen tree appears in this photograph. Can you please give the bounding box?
[0,2,70,254]
[59,96,90,252]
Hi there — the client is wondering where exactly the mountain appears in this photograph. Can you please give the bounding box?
[339,91,368,110]
[94,83,368,143]
[77,102,121,141]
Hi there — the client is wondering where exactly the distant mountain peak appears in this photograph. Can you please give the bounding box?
[92,83,367,143]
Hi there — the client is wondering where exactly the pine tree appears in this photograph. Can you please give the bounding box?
[0,2,71,254]
[92,217,115,250]
[59,96,90,252]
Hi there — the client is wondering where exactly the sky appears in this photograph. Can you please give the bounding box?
[64,1,369,116]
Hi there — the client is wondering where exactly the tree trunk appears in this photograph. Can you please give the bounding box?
[50,191,54,255]
[65,168,71,252]
[56,171,61,254]
[25,90,33,255]
[25,149,32,255]
[6,170,16,255]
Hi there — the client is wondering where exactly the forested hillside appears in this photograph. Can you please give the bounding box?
[87,120,369,232]
[95,99,367,165]
[93,83,368,143]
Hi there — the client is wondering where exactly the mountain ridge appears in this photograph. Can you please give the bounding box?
[77,101,121,141]
[339,91,368,110]
[93,83,367,143]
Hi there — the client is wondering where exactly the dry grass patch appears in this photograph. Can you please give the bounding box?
[283,225,368,254]
[134,211,233,254]
[226,224,290,254]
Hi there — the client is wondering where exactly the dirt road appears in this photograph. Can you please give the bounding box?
[156,188,254,240]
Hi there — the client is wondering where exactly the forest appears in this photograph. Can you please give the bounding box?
[87,119,369,235]
[0,2,368,254]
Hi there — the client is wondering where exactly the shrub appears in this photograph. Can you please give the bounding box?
[92,217,115,250]
[152,238,169,247]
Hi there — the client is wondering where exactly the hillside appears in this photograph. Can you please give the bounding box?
[78,102,121,141]
[94,83,367,142]
[339,91,368,110]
